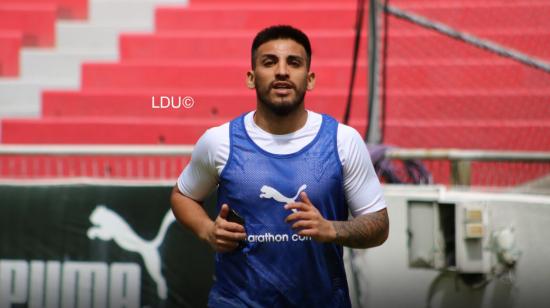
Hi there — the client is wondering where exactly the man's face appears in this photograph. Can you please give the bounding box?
[247,39,315,116]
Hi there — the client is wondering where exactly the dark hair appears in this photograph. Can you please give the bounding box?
[251,25,312,69]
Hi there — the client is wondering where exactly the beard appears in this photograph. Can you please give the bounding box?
[255,81,307,117]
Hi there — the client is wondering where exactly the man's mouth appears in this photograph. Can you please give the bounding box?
[271,82,294,95]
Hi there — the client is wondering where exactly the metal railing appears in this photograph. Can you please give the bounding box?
[0,145,193,180]
[1,145,550,187]
[385,148,550,186]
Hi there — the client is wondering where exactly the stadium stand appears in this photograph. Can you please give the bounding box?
[0,0,549,185]
[0,0,184,117]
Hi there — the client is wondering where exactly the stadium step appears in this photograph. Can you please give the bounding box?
[119,28,550,63]
[120,31,368,62]
[80,59,550,92]
[0,117,224,144]
[41,89,550,121]
[0,0,189,119]
[0,0,88,19]
[81,61,368,91]
[155,5,360,32]
[386,26,550,61]
[0,79,79,117]
[0,117,371,145]
[0,4,56,47]
[41,90,368,120]
[20,49,117,82]
[90,0,186,25]
[0,31,21,76]
[56,21,153,52]
[386,2,550,31]
[385,90,550,121]
[157,2,550,32]
[57,0,188,51]
[386,60,550,90]
[384,120,550,151]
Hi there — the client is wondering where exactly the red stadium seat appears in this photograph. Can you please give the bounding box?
[0,31,21,76]
[0,0,87,19]
[0,4,56,46]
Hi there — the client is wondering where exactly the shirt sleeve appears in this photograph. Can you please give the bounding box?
[176,127,222,201]
[338,124,387,216]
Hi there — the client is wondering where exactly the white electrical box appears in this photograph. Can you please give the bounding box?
[455,203,491,273]
[407,201,492,273]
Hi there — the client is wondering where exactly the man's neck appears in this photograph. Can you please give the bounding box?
[253,106,308,135]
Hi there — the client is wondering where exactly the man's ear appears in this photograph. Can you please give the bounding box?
[306,72,316,91]
[246,71,255,89]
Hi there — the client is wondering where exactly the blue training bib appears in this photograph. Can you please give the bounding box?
[209,113,352,308]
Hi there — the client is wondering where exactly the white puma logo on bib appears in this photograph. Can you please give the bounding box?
[259,184,307,213]
[87,205,176,300]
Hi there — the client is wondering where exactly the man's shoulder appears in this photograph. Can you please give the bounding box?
[197,122,230,150]
[313,112,359,136]
[336,122,362,142]
[305,110,362,144]
[207,121,231,135]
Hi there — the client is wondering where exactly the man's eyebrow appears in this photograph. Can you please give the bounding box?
[287,55,304,62]
[259,54,304,60]
[259,54,278,60]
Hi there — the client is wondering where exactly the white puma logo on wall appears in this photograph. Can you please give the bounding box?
[87,205,176,300]
[259,184,307,213]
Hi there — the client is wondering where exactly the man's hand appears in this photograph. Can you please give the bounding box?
[284,192,337,242]
[285,192,390,248]
[205,204,247,253]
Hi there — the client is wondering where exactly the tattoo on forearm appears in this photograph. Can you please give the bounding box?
[332,209,389,248]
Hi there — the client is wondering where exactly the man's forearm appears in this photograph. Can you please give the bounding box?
[332,208,389,249]
[170,186,213,242]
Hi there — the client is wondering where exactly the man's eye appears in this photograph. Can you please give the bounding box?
[263,60,274,66]
[290,61,301,66]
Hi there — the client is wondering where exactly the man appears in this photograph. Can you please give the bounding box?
[171,25,389,307]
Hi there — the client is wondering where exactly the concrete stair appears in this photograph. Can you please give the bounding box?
[0,0,188,118]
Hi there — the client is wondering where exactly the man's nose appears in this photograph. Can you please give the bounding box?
[275,63,289,78]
